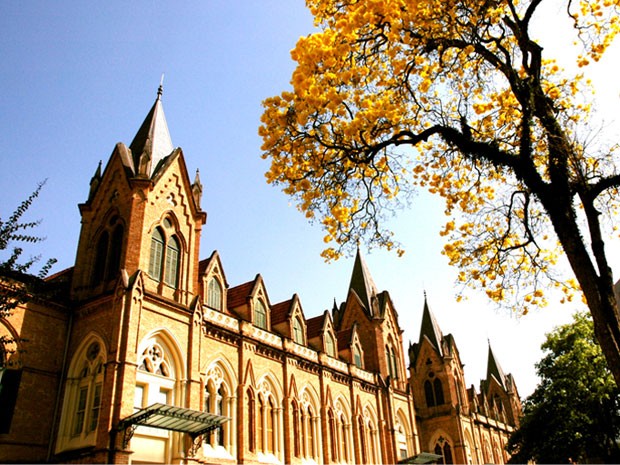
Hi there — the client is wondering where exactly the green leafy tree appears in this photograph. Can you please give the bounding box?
[507,311,620,463]
[260,0,620,386]
[0,182,56,364]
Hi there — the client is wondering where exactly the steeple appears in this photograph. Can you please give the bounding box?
[130,83,174,178]
[418,295,444,356]
[348,248,378,316]
[486,342,507,389]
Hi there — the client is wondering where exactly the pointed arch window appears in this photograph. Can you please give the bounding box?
[255,300,268,330]
[328,409,337,461]
[425,376,445,407]
[435,439,453,464]
[247,389,256,452]
[92,219,124,286]
[164,235,180,287]
[149,228,165,281]
[292,400,301,457]
[292,316,304,345]
[325,332,336,357]
[56,339,105,452]
[353,342,363,368]
[207,277,223,311]
[148,224,182,289]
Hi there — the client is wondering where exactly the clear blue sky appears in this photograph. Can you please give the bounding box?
[1,1,618,398]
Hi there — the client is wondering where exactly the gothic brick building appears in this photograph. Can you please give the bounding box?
[0,88,521,464]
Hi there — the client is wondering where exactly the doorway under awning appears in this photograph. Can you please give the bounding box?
[117,402,229,451]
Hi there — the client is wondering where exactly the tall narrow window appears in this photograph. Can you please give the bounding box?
[266,397,275,453]
[435,440,453,464]
[258,398,265,452]
[164,235,180,287]
[325,332,336,357]
[255,300,267,330]
[248,389,256,452]
[106,225,124,281]
[424,380,436,407]
[292,400,301,457]
[434,378,445,405]
[293,317,304,345]
[329,409,337,462]
[207,278,223,310]
[353,343,363,368]
[391,347,399,379]
[359,416,367,464]
[149,228,164,281]
[57,339,105,452]
[92,231,109,284]
[307,406,315,458]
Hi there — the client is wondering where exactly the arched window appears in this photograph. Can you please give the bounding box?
[148,221,182,289]
[425,376,445,407]
[358,416,367,464]
[255,300,267,330]
[434,378,445,405]
[72,343,104,436]
[340,414,350,462]
[292,317,304,345]
[391,346,399,379]
[305,405,316,459]
[424,380,435,407]
[353,342,363,368]
[207,278,223,310]
[435,439,453,464]
[325,332,336,357]
[56,338,105,452]
[328,409,337,462]
[258,398,265,452]
[247,389,256,452]
[91,217,125,286]
[149,227,165,281]
[107,225,124,280]
[203,365,236,458]
[164,235,180,287]
[92,231,109,284]
[266,397,275,453]
[292,400,301,457]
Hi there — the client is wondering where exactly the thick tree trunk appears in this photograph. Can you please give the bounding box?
[543,194,620,388]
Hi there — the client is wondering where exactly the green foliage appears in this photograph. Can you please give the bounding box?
[507,311,620,463]
[0,181,56,319]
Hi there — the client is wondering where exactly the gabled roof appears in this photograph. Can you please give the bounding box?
[306,313,328,339]
[129,85,175,178]
[337,327,354,350]
[226,280,256,309]
[271,297,295,326]
[348,248,379,316]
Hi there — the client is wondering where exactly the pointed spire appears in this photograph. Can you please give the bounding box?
[348,247,379,316]
[130,84,174,178]
[88,160,103,201]
[486,341,507,389]
[191,169,203,208]
[418,294,444,356]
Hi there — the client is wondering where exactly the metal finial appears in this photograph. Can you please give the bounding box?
[157,74,165,98]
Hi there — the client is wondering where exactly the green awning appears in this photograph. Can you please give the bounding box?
[399,452,444,464]
[118,403,229,437]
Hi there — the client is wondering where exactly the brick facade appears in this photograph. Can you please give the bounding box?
[0,90,521,464]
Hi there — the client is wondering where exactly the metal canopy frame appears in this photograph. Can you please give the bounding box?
[117,403,229,450]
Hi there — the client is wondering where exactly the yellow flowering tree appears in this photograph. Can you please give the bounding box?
[260,0,620,384]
